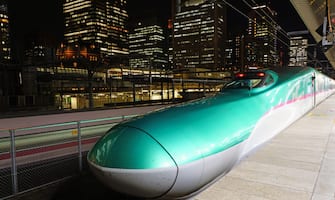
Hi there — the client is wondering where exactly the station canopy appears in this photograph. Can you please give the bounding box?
[290,0,335,68]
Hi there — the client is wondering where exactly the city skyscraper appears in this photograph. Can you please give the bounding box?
[172,0,227,71]
[0,0,14,99]
[0,1,10,62]
[245,4,278,69]
[129,20,168,70]
[224,34,244,71]
[289,36,308,67]
[63,0,128,61]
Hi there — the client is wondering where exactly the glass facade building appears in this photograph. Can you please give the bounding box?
[0,0,13,101]
[224,35,244,71]
[172,0,227,71]
[246,5,278,68]
[63,0,129,59]
[289,36,308,67]
[129,22,168,70]
[0,2,10,62]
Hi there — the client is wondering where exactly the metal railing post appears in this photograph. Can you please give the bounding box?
[9,129,18,194]
[77,121,83,172]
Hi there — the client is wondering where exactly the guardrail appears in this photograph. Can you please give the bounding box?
[0,114,137,199]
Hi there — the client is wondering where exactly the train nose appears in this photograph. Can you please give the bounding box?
[87,125,178,198]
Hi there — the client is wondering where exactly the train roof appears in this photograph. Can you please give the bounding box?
[264,66,316,83]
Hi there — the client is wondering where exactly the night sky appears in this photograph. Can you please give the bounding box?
[6,0,306,61]
[227,1,306,33]
[7,0,64,44]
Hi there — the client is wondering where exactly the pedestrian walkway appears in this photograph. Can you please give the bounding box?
[196,95,335,200]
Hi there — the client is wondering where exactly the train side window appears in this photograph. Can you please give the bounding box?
[251,74,274,88]
[263,74,274,86]
[223,71,274,90]
[224,78,263,89]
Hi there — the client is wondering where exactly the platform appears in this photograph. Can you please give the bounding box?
[195,94,335,200]
[4,95,335,200]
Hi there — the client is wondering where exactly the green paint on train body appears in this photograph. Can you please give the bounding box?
[88,67,331,169]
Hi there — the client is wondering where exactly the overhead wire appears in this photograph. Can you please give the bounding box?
[248,0,291,40]
[221,0,329,68]
[221,0,290,47]
[241,0,290,47]
[220,0,251,21]
[247,0,329,68]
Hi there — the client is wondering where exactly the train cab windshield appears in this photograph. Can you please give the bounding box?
[224,71,274,90]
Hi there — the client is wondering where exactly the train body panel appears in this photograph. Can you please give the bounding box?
[241,89,314,158]
[88,161,178,198]
[165,140,245,199]
[87,67,335,199]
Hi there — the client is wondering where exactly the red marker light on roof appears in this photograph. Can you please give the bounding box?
[236,73,245,78]
[257,72,265,77]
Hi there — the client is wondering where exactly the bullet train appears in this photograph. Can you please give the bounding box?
[87,66,335,199]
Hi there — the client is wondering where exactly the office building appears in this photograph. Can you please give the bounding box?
[47,0,131,109]
[289,36,308,67]
[172,0,227,71]
[0,0,14,108]
[129,20,168,70]
[245,4,278,69]
[0,1,10,62]
[63,0,129,62]
[224,34,245,71]
[167,19,173,70]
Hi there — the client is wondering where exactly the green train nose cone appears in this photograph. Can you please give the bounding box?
[88,125,176,169]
